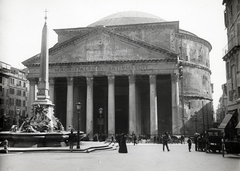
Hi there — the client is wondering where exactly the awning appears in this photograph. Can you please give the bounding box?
[218,113,234,129]
[236,122,240,129]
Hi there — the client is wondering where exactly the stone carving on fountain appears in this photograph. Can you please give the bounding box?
[18,104,64,133]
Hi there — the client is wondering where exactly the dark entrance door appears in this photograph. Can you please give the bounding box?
[115,95,128,134]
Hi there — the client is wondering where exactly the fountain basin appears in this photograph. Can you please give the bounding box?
[0,131,84,147]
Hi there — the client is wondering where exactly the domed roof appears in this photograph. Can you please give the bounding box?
[88,11,166,27]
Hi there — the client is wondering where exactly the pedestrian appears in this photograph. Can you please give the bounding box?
[194,135,199,151]
[109,135,115,145]
[187,137,192,152]
[197,134,203,151]
[119,133,128,153]
[133,134,137,145]
[162,132,170,152]
[181,135,185,144]
[132,132,137,145]
[3,139,9,153]
[68,129,75,152]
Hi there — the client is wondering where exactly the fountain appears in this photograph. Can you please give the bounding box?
[0,11,84,148]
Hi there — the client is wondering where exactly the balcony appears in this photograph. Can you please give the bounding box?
[222,35,240,57]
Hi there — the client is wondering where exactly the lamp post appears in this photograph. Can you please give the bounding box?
[76,102,81,149]
[16,108,20,129]
[202,101,205,133]
[99,108,103,141]
[192,112,198,133]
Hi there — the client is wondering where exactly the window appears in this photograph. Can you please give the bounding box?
[23,82,26,87]
[23,91,26,97]
[10,98,14,105]
[238,4,240,18]
[231,65,236,90]
[17,90,21,96]
[231,5,233,16]
[229,90,233,101]
[16,99,21,106]
[23,100,26,107]
[0,77,2,84]
[1,109,4,116]
[10,88,15,95]
[238,86,240,98]
[10,78,15,85]
[238,46,240,71]
[226,62,230,79]
[0,98,4,104]
[224,10,229,28]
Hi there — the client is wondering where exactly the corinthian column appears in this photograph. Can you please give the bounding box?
[86,77,93,135]
[29,78,37,117]
[108,75,115,135]
[66,77,74,128]
[129,75,136,134]
[171,73,180,134]
[150,75,157,135]
[49,78,55,103]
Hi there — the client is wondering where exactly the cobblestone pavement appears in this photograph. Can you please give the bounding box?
[0,143,239,171]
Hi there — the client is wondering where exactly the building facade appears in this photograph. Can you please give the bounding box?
[22,11,213,136]
[216,84,228,124]
[0,61,29,131]
[221,0,240,131]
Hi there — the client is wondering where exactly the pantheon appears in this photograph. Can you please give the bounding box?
[23,11,213,137]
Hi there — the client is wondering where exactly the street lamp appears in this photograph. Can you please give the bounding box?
[192,112,198,133]
[76,102,81,149]
[99,108,103,141]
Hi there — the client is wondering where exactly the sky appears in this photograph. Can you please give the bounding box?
[0,0,227,110]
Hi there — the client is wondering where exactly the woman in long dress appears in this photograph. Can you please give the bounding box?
[119,133,128,153]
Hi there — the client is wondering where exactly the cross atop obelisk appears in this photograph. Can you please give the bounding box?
[44,9,48,23]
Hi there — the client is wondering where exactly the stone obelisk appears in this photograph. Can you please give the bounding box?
[36,10,51,103]
[32,10,55,131]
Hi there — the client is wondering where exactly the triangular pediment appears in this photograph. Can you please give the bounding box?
[23,27,177,66]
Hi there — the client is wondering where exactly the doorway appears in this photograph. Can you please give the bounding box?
[115,95,129,134]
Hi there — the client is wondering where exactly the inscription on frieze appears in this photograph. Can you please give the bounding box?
[54,64,147,73]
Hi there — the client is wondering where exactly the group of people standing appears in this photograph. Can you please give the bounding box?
[194,134,206,151]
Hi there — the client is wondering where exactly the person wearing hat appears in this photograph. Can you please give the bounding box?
[68,129,75,152]
[162,132,170,152]
[187,137,192,152]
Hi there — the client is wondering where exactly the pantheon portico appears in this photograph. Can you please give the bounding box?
[23,11,213,136]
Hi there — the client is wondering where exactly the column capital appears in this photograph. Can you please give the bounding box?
[29,78,38,85]
[49,77,55,85]
[128,75,135,84]
[171,73,179,82]
[86,77,93,85]
[67,77,74,85]
[108,75,115,84]
[149,75,156,84]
